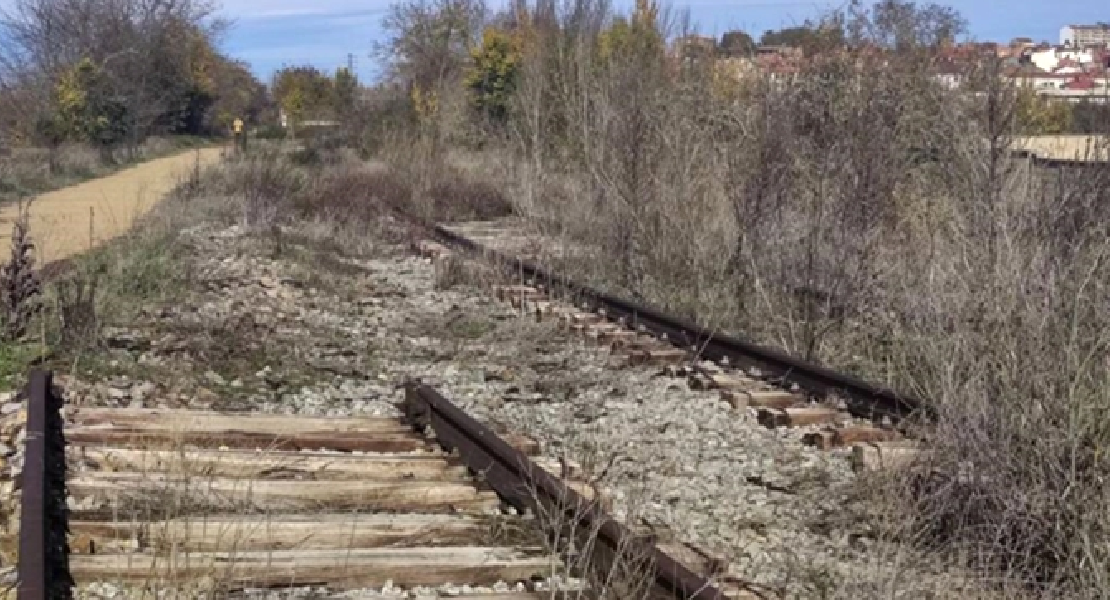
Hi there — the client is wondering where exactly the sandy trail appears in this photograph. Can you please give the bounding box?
[0,147,225,265]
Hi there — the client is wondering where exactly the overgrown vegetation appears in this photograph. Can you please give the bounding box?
[192,144,513,229]
[0,0,1106,595]
[0,202,42,341]
[355,0,1110,596]
[270,65,361,138]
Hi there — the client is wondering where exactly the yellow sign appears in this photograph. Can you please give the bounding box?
[233,118,244,133]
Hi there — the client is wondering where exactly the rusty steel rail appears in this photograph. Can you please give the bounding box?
[426,223,932,424]
[404,380,726,600]
[18,370,72,600]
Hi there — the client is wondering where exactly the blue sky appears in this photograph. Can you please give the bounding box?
[2,0,1107,83]
[215,0,1108,84]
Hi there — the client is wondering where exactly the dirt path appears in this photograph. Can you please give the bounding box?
[0,147,225,265]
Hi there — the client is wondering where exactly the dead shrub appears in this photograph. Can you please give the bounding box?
[189,150,307,228]
[205,142,510,236]
[431,252,506,291]
[426,171,514,222]
[53,272,100,350]
[234,159,305,228]
[432,254,472,290]
[296,165,413,223]
[0,201,43,341]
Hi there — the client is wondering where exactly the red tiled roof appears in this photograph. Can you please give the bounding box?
[1004,65,1054,76]
[932,59,964,75]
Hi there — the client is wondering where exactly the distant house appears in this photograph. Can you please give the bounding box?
[755,45,802,58]
[1064,74,1096,91]
[754,51,801,83]
[671,34,716,62]
[933,59,966,89]
[1009,69,1077,89]
[1005,65,1110,103]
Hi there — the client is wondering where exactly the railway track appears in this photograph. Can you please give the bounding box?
[412,223,931,472]
[11,370,758,600]
[8,211,941,598]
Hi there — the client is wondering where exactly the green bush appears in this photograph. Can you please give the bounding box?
[254,124,287,140]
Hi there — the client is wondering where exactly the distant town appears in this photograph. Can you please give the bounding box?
[676,22,1110,105]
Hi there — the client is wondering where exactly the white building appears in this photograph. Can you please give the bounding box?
[1061,24,1110,48]
[1030,46,1096,71]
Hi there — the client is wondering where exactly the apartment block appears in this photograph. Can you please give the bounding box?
[1061,24,1110,48]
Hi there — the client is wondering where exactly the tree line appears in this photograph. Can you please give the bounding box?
[364,0,1100,143]
[0,0,270,158]
[270,65,360,136]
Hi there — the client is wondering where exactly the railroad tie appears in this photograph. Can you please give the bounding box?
[801,425,903,450]
[11,387,574,597]
[851,440,928,472]
[756,406,845,428]
[432,225,929,466]
[11,373,742,600]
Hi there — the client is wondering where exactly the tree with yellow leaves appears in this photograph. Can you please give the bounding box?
[598,0,665,65]
[205,58,269,134]
[410,84,440,122]
[1014,87,1073,135]
[710,58,760,103]
[43,58,128,152]
[273,66,334,135]
[3,0,258,144]
[464,27,522,123]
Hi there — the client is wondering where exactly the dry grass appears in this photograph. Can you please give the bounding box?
[194,145,512,236]
[525,488,655,600]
